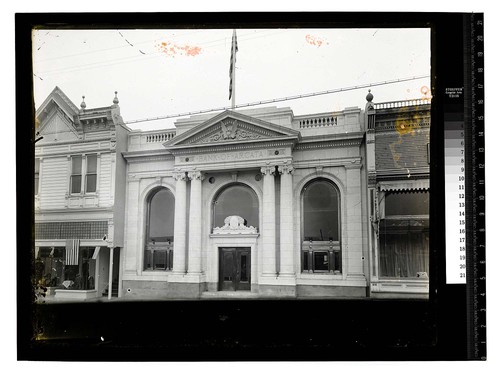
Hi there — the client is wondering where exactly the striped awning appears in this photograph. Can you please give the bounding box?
[379,180,429,192]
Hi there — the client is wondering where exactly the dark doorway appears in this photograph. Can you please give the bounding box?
[219,247,251,291]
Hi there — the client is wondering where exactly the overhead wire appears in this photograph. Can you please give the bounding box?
[123,75,430,125]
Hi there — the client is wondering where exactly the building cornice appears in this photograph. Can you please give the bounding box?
[295,132,364,150]
[122,149,174,162]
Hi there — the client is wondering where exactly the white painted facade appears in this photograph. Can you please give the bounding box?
[34,88,430,300]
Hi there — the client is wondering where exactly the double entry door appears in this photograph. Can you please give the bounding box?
[219,247,250,291]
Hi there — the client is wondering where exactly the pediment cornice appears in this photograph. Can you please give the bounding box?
[163,110,300,151]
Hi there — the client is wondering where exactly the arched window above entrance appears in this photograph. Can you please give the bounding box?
[144,187,175,271]
[213,184,259,231]
[301,178,341,273]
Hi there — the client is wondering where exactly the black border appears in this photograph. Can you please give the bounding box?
[17,12,475,361]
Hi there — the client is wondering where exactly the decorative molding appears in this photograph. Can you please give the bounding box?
[295,138,363,150]
[213,215,258,235]
[188,170,205,181]
[260,165,276,176]
[278,163,294,175]
[170,139,296,155]
[172,170,187,181]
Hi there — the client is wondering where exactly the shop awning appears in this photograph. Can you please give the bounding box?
[378,180,429,192]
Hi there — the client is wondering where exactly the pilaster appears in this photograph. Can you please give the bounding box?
[187,170,205,275]
[260,165,277,277]
[278,163,295,278]
[172,170,188,275]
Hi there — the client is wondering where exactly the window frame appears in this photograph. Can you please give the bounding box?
[143,187,175,271]
[211,183,259,231]
[85,154,98,193]
[300,178,342,274]
[377,189,430,279]
[70,155,83,194]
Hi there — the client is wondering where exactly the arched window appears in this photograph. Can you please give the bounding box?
[144,187,175,270]
[213,184,259,230]
[301,179,341,273]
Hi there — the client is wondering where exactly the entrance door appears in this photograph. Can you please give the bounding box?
[219,247,251,291]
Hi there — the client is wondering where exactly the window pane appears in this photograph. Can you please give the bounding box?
[213,184,259,228]
[149,188,175,241]
[240,254,248,282]
[144,251,153,270]
[70,175,81,193]
[379,220,429,278]
[302,251,309,271]
[86,174,97,193]
[72,156,82,174]
[385,191,429,216]
[313,251,329,271]
[153,251,167,269]
[86,155,97,173]
[303,180,339,241]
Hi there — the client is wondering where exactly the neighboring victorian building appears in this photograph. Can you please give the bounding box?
[33,87,430,300]
[365,91,431,298]
[34,87,130,300]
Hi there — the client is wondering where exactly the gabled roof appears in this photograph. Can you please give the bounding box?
[163,110,300,151]
[35,86,80,122]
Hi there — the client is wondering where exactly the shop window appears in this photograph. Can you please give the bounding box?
[35,247,96,290]
[379,191,429,278]
[301,179,341,273]
[144,188,175,271]
[213,184,259,229]
[35,247,64,288]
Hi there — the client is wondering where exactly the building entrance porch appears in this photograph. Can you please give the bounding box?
[219,247,251,291]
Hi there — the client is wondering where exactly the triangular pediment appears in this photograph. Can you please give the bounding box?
[164,110,300,150]
[36,87,81,143]
[37,108,80,143]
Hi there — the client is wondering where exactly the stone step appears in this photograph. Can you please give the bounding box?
[201,291,260,299]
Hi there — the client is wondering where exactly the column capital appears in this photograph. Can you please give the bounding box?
[260,165,276,176]
[172,170,187,181]
[277,164,294,175]
[188,170,205,181]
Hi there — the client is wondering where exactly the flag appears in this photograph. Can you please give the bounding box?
[65,239,80,265]
[229,29,238,100]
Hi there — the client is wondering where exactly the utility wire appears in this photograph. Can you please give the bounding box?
[123,75,430,125]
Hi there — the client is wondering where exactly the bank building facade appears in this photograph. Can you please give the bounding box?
[34,87,430,300]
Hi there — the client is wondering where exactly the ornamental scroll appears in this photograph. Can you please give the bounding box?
[213,215,258,235]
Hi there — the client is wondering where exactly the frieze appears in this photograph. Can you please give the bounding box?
[179,149,271,164]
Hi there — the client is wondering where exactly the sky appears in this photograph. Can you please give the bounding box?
[32,28,431,131]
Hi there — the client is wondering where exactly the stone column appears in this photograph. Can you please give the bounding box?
[172,171,188,274]
[187,170,204,275]
[261,165,277,276]
[278,163,295,276]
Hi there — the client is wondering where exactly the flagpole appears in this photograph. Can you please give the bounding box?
[229,29,238,110]
[231,63,236,110]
